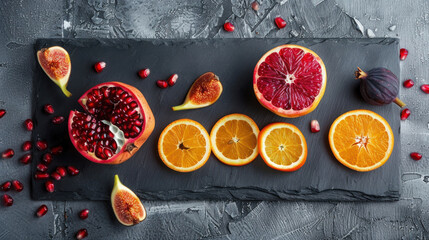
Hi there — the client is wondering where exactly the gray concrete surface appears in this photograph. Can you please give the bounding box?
[0,0,428,239]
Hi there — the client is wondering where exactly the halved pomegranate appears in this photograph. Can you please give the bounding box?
[68,82,155,164]
[253,44,327,118]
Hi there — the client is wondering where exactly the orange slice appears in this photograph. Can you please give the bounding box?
[258,123,307,171]
[253,44,327,118]
[210,113,259,166]
[328,110,394,172]
[158,119,211,172]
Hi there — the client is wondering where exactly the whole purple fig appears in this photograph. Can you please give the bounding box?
[355,67,406,108]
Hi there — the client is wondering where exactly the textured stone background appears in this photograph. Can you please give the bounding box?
[0,0,428,239]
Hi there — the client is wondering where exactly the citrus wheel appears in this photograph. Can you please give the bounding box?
[210,113,259,166]
[328,110,394,172]
[158,119,211,172]
[253,44,327,118]
[258,123,307,171]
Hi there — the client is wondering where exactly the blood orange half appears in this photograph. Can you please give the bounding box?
[253,45,327,118]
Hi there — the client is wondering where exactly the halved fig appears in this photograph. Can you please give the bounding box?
[111,175,146,226]
[37,46,72,97]
[172,72,223,111]
[68,82,155,164]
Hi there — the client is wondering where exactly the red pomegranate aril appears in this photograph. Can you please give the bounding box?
[138,68,150,79]
[275,17,287,29]
[400,48,408,60]
[403,79,414,88]
[43,153,53,164]
[36,140,48,151]
[34,172,50,180]
[79,209,89,219]
[156,80,168,89]
[94,62,106,73]
[410,152,422,161]
[76,229,88,240]
[52,116,65,124]
[45,180,54,193]
[421,84,429,93]
[51,146,63,155]
[37,163,48,172]
[20,153,32,164]
[67,166,80,176]
[224,22,235,32]
[2,149,14,159]
[1,181,11,191]
[43,104,55,114]
[0,109,5,119]
[36,205,48,217]
[251,1,259,11]
[400,108,411,120]
[2,194,13,206]
[24,119,34,131]
[12,180,23,192]
[310,120,320,133]
[167,74,178,86]
[56,166,67,177]
[50,172,61,181]
[22,141,32,151]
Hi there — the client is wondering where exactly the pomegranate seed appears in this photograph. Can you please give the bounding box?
[76,229,88,239]
[36,140,48,151]
[251,1,259,11]
[410,152,422,161]
[94,62,106,73]
[2,194,13,206]
[310,120,320,133]
[275,17,287,29]
[2,148,14,158]
[421,84,429,93]
[42,153,53,164]
[22,141,32,151]
[50,172,61,181]
[52,116,65,124]
[79,209,89,219]
[37,163,48,172]
[138,68,150,79]
[50,146,63,155]
[403,79,414,88]
[167,74,178,86]
[24,119,34,131]
[56,166,67,177]
[1,181,11,191]
[20,153,32,164]
[0,109,5,119]
[34,172,50,180]
[67,166,80,176]
[11,180,23,192]
[156,80,168,89]
[400,108,411,120]
[223,22,235,32]
[45,180,54,193]
[400,48,408,60]
[43,104,55,114]
[36,205,48,217]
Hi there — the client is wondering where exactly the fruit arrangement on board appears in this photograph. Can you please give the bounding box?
[13,41,409,229]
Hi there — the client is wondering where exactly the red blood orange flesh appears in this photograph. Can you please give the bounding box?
[253,44,327,118]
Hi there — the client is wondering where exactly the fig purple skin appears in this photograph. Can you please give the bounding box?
[355,67,405,108]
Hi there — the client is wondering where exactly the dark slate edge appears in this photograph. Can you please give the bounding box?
[31,186,400,202]
[35,38,399,50]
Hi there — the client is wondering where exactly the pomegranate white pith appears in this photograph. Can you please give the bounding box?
[68,82,154,164]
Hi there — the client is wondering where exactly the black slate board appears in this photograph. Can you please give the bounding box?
[31,38,400,201]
